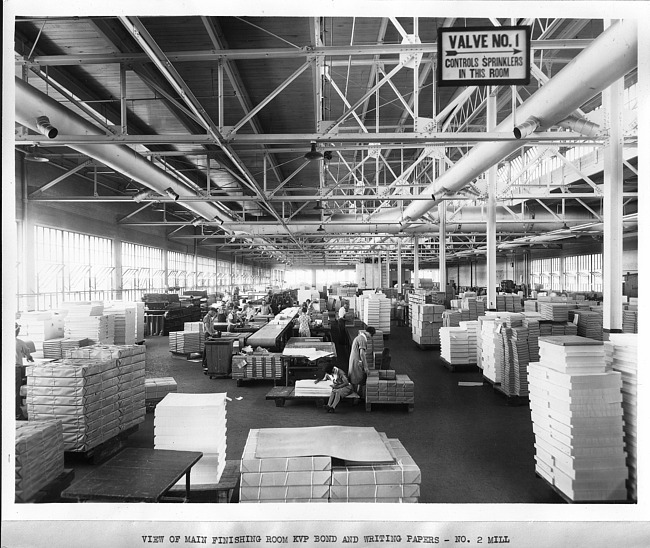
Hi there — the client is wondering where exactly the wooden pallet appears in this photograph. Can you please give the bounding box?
[482,375,499,387]
[493,384,529,406]
[64,425,139,465]
[265,385,360,408]
[535,473,633,504]
[164,460,240,503]
[365,401,414,413]
[414,342,440,350]
[440,358,479,373]
[18,468,75,503]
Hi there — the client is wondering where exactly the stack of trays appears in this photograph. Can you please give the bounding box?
[155,393,227,489]
[529,336,627,501]
[15,419,65,503]
[605,334,637,501]
[568,310,603,341]
[145,377,178,401]
[64,314,115,345]
[66,344,147,433]
[231,353,283,380]
[330,435,420,503]
[168,330,204,354]
[539,303,571,322]
[26,358,121,451]
[240,429,331,503]
[440,327,470,365]
[365,370,414,405]
[294,379,334,397]
[622,309,637,334]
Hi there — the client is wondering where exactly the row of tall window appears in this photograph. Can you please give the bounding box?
[529,253,602,293]
[24,226,282,310]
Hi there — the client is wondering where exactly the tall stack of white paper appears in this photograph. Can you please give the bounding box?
[17,311,63,352]
[169,331,204,354]
[480,319,501,382]
[459,321,478,364]
[411,304,444,346]
[105,302,139,345]
[605,334,637,501]
[539,303,570,322]
[440,327,469,365]
[15,419,65,503]
[568,310,603,341]
[66,344,146,433]
[360,295,391,334]
[64,314,115,345]
[240,429,331,503]
[329,436,420,503]
[529,336,628,501]
[155,392,228,488]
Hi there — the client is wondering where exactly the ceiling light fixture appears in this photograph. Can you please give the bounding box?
[313,201,324,210]
[165,187,180,201]
[317,225,325,232]
[304,141,323,161]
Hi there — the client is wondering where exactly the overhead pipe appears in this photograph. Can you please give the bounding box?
[556,115,602,137]
[15,77,232,224]
[398,19,637,223]
[513,117,540,139]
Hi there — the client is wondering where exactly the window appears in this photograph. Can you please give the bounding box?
[121,242,164,300]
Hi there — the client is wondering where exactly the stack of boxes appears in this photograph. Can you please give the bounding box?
[407,290,428,328]
[240,429,331,503]
[26,344,146,451]
[168,330,204,354]
[231,352,283,381]
[144,377,178,403]
[330,435,421,502]
[411,304,444,347]
[605,334,637,501]
[154,393,227,490]
[440,321,479,365]
[15,419,65,503]
[363,329,385,366]
[529,336,628,501]
[365,370,414,408]
[361,294,392,335]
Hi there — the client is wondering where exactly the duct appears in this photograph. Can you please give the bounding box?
[227,205,610,236]
[15,77,231,224]
[399,19,637,223]
[513,117,540,139]
[556,115,601,137]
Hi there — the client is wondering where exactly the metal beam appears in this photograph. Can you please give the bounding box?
[28,160,93,197]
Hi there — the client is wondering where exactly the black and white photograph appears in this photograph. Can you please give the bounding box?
[2,0,649,546]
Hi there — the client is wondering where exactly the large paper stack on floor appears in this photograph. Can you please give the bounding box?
[622,309,638,333]
[605,334,637,501]
[232,352,283,380]
[145,377,178,401]
[365,370,414,407]
[43,337,92,359]
[17,311,64,352]
[538,302,571,322]
[26,344,146,451]
[65,344,146,435]
[363,329,384,367]
[440,327,470,365]
[411,304,444,346]
[64,312,115,345]
[330,435,420,503]
[501,318,530,397]
[155,393,227,489]
[240,428,331,503]
[568,310,603,341]
[496,294,522,312]
[529,336,628,501]
[361,295,391,335]
[407,290,427,328]
[168,330,204,354]
[105,302,140,345]
[15,419,65,503]
[480,318,501,381]
[459,321,478,364]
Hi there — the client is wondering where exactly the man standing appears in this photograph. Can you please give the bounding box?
[337,301,348,346]
[348,326,375,397]
[203,304,219,336]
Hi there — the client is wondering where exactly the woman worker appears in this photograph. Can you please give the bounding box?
[297,305,311,337]
[348,325,376,396]
[315,362,353,413]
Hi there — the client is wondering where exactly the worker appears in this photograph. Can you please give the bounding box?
[226,305,239,332]
[15,323,34,420]
[216,305,227,323]
[380,347,392,370]
[348,325,375,397]
[203,305,219,336]
[337,301,348,346]
[260,298,272,315]
[244,302,257,321]
[396,295,406,326]
[315,362,353,413]
[298,305,311,337]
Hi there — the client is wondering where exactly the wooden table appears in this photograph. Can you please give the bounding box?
[61,448,203,503]
[281,338,337,386]
[266,385,359,407]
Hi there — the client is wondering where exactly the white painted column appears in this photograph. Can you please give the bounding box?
[438,202,447,290]
[113,237,122,300]
[385,250,390,288]
[397,240,403,289]
[602,68,624,332]
[413,236,420,289]
[487,88,498,310]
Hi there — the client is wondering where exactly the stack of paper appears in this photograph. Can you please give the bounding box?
[105,302,139,345]
[64,314,115,345]
[60,338,92,356]
[529,337,628,501]
[366,371,414,405]
[294,379,334,397]
[480,319,501,382]
[440,327,470,365]
[411,304,444,346]
[17,311,64,352]
[568,310,603,341]
[496,295,522,312]
[622,310,637,334]
[15,419,65,503]
[506,326,530,396]
[459,321,479,364]
[145,377,178,401]
[232,353,283,380]
[168,330,204,354]
[240,428,331,503]
[42,338,66,359]
[523,318,541,362]
[155,392,228,489]
[524,301,539,313]
[65,344,147,433]
[539,303,571,322]
[330,436,420,503]
[183,322,205,333]
[363,330,384,366]
[605,334,637,501]
[60,301,105,316]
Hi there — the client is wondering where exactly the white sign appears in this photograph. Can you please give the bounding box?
[438,26,530,86]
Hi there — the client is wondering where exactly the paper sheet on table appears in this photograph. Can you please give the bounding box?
[282,348,334,361]
[255,426,394,463]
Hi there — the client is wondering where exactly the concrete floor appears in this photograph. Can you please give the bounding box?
[126,324,564,504]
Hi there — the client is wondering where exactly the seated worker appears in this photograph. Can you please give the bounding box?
[315,362,354,413]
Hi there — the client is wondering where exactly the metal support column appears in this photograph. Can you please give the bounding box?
[385,250,390,288]
[602,67,624,333]
[413,236,420,289]
[438,202,447,290]
[487,88,498,310]
[397,240,403,289]
[113,237,123,300]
